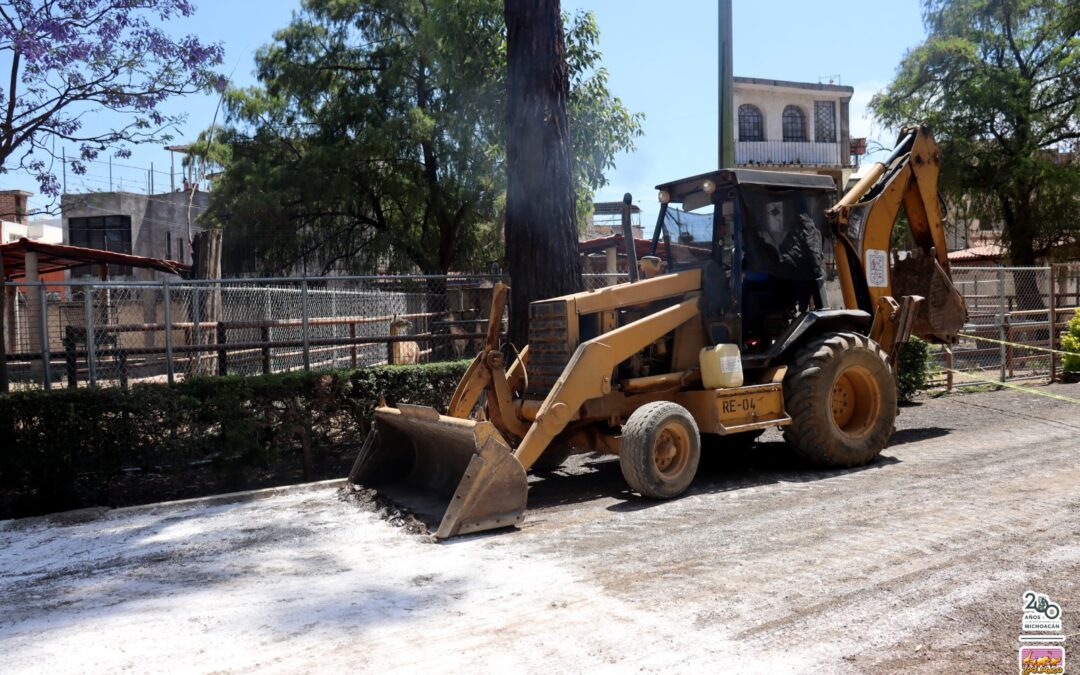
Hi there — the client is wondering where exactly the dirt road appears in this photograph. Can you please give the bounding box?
[1,384,1077,673]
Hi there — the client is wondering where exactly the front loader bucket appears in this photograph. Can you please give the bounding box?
[892,254,967,343]
[348,404,528,539]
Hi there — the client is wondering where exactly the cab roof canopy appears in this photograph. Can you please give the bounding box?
[656,169,837,207]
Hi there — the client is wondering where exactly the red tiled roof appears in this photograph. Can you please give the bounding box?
[947,243,1005,262]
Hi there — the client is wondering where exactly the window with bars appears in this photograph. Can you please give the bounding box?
[782,105,807,142]
[815,100,837,143]
[738,104,764,141]
[68,215,133,277]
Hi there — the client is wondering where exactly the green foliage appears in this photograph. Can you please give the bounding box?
[200,1,643,275]
[0,361,469,518]
[897,336,933,402]
[870,0,1080,265]
[1061,308,1080,373]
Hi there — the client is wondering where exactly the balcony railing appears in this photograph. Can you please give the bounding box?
[736,140,844,168]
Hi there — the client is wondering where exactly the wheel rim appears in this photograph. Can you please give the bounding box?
[830,365,881,438]
[653,422,691,478]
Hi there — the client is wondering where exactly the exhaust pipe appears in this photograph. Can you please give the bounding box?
[622,192,639,282]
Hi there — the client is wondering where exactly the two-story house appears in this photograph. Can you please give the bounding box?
[733,77,855,188]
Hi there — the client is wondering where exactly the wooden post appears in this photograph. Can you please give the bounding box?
[217,321,228,376]
[946,346,953,392]
[118,350,129,389]
[64,327,78,388]
[261,325,271,374]
[350,321,358,368]
[1006,324,1014,378]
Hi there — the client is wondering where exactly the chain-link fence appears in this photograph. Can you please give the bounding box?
[929,265,1080,389]
[4,267,1078,392]
[0,273,636,391]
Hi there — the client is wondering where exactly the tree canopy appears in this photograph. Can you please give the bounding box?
[203,0,642,275]
[870,0,1080,265]
[0,0,223,204]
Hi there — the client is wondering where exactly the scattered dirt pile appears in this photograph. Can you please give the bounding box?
[337,483,432,538]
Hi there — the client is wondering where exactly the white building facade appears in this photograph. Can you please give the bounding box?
[733,77,855,188]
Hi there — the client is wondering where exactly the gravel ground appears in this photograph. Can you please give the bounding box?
[1,383,1077,673]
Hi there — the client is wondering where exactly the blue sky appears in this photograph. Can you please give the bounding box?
[9,0,928,223]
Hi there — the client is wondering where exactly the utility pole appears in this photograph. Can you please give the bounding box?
[718,0,734,169]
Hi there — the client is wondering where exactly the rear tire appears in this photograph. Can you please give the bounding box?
[782,332,895,467]
[619,402,701,498]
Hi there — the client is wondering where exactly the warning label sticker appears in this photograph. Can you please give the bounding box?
[866,249,888,288]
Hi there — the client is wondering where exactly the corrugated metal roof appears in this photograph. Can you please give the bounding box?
[1,238,190,279]
[578,234,666,258]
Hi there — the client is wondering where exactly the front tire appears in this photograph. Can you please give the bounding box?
[782,332,896,467]
[619,402,701,498]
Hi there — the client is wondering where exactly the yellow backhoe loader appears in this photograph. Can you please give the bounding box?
[348,124,967,539]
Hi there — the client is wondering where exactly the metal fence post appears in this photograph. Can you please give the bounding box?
[163,278,175,385]
[331,291,338,367]
[1048,265,1057,382]
[38,285,51,390]
[301,279,311,371]
[998,268,1007,383]
[84,284,97,387]
[192,284,201,374]
[263,287,272,374]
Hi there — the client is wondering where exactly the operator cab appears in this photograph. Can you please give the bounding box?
[652,169,838,356]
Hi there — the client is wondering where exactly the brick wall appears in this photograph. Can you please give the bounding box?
[0,192,28,223]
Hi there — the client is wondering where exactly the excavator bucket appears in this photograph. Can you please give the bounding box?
[892,253,967,343]
[348,404,528,539]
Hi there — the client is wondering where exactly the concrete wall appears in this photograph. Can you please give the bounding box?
[61,190,209,280]
[3,219,63,244]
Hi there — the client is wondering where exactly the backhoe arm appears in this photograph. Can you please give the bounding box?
[826,124,966,345]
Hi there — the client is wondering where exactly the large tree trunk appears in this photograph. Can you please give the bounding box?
[191,229,223,376]
[1001,192,1045,312]
[504,0,583,348]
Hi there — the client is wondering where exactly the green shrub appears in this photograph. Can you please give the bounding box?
[0,361,469,517]
[1062,308,1080,373]
[896,336,932,402]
